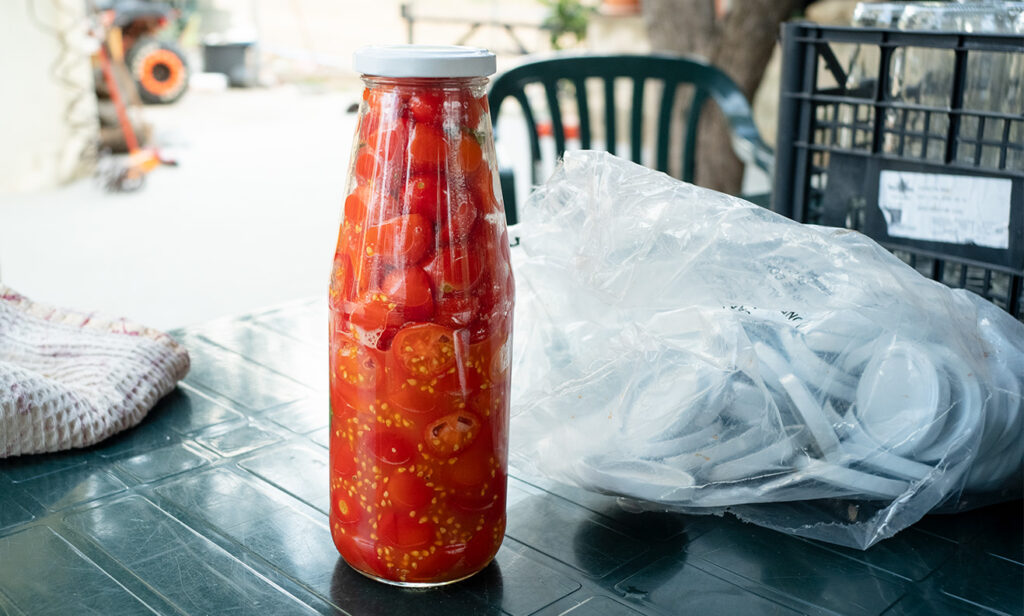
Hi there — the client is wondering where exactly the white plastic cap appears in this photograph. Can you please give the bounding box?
[353,45,496,78]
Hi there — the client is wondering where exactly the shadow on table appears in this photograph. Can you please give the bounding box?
[329,555,504,615]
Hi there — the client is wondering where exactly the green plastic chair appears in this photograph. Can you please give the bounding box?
[488,53,774,223]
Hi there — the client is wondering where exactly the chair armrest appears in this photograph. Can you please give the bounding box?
[731,132,774,177]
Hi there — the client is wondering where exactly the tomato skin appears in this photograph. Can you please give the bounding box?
[387,471,433,510]
[386,367,457,414]
[408,123,447,170]
[424,242,483,295]
[403,173,442,221]
[468,167,501,215]
[348,292,402,333]
[458,134,483,174]
[462,94,487,130]
[438,191,478,245]
[382,267,434,322]
[344,185,369,228]
[434,293,478,330]
[331,437,359,480]
[379,511,432,548]
[362,214,431,265]
[368,431,414,466]
[408,90,444,126]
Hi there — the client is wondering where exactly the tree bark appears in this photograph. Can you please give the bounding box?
[642,0,800,194]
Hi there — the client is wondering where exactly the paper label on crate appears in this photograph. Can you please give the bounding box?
[878,170,1012,249]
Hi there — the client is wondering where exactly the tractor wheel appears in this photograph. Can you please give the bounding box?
[127,37,190,104]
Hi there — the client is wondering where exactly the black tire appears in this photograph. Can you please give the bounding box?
[126,37,190,104]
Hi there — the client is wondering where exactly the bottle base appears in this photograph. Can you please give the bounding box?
[345,556,495,588]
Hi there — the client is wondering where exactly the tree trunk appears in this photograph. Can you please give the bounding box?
[642,0,800,194]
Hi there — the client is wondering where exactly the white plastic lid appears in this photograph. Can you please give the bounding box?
[353,45,496,78]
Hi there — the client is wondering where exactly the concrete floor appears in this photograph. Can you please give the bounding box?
[0,85,358,331]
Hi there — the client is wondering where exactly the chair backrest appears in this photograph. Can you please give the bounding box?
[488,53,767,188]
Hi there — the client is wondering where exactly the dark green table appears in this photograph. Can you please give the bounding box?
[1,299,1021,615]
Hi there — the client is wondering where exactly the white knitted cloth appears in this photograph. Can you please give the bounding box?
[0,286,190,458]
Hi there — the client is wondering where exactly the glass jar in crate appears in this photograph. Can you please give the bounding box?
[328,46,514,586]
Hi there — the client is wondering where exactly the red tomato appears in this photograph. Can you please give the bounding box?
[382,267,434,321]
[358,104,379,142]
[458,134,483,174]
[408,123,446,170]
[387,472,433,510]
[434,293,478,330]
[354,148,376,184]
[369,431,414,465]
[331,437,358,480]
[386,367,457,414]
[348,291,402,333]
[334,533,388,579]
[425,412,480,457]
[378,511,433,548]
[403,173,442,221]
[468,167,501,215]
[450,490,498,514]
[391,323,457,379]
[462,94,487,130]
[408,90,444,126]
[424,242,483,294]
[408,543,464,581]
[329,251,355,310]
[362,214,431,264]
[365,117,409,156]
[438,191,478,245]
[345,246,387,297]
[361,118,409,199]
[344,185,369,227]
[333,334,384,393]
[445,433,493,487]
[468,306,510,345]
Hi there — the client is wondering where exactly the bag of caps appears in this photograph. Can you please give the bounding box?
[509,151,1023,550]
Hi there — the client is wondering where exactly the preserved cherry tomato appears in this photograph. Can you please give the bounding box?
[369,431,414,465]
[424,242,483,294]
[408,123,446,170]
[361,214,431,264]
[387,471,433,509]
[408,90,444,126]
[434,293,478,329]
[468,167,501,215]
[458,134,483,174]
[403,173,442,221]
[331,46,510,586]
[438,190,478,245]
[391,322,457,378]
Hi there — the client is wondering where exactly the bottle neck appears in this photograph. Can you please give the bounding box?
[361,75,489,91]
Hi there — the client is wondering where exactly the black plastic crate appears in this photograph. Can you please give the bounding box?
[773,22,1024,320]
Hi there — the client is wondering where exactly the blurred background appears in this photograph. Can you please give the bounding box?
[0,0,856,330]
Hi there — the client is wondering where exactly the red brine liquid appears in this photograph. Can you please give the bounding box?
[328,72,513,586]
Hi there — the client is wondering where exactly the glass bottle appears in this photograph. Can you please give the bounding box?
[328,46,514,586]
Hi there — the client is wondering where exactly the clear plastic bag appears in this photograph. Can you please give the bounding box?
[508,151,1023,549]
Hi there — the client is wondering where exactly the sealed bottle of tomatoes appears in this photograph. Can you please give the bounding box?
[328,46,514,586]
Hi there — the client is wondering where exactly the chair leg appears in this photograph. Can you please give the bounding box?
[499,167,518,226]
